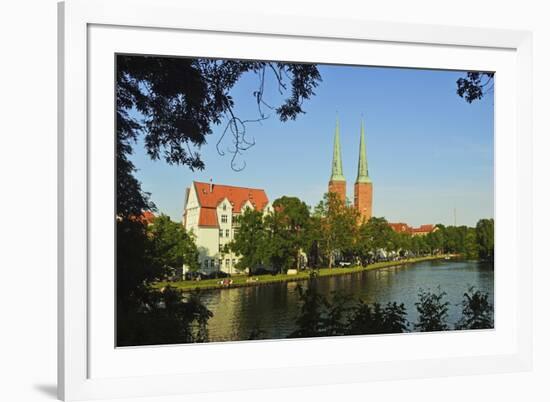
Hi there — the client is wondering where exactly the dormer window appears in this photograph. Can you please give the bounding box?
[221,215,228,223]
[222,204,227,211]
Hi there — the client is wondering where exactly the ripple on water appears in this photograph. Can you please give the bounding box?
[197,260,494,342]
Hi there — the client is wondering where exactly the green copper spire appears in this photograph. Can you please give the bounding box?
[356,120,371,183]
[330,118,346,182]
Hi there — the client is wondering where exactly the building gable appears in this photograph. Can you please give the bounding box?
[191,181,269,228]
[194,181,269,213]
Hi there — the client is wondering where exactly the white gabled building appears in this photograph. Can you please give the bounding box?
[183,181,273,275]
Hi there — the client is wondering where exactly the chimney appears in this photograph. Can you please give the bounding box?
[209,178,213,193]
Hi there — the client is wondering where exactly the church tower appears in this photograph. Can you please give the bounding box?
[354,120,373,222]
[328,118,347,204]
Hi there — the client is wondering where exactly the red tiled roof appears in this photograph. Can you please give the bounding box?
[141,211,156,224]
[193,181,269,227]
[413,224,435,233]
[198,208,219,227]
[128,210,156,225]
[389,223,411,233]
[389,222,435,234]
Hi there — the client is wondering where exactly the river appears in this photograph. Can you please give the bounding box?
[193,259,494,342]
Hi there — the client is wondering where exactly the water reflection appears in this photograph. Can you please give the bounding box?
[195,260,494,342]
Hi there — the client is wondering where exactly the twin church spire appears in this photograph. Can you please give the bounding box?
[330,118,371,184]
[328,117,373,222]
[356,121,371,184]
[330,118,346,182]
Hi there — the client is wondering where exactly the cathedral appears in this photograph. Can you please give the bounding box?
[328,119,373,223]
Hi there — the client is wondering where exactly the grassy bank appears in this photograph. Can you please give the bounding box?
[154,255,455,292]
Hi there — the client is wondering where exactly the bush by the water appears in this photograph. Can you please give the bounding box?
[287,273,493,339]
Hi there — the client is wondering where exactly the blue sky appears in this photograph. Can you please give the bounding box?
[128,63,494,227]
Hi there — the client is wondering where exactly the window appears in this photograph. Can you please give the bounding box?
[232,259,236,267]
[219,259,222,267]
[219,229,223,237]
[225,229,230,237]
[221,214,228,223]
[225,259,230,268]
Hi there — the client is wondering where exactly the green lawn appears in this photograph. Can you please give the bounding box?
[154,255,452,292]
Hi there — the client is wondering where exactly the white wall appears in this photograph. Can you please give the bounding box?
[1,1,548,401]
[183,184,199,229]
[195,227,218,269]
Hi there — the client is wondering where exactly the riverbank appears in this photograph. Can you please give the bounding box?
[154,255,456,292]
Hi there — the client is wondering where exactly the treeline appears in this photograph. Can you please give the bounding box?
[229,192,494,275]
[284,272,494,339]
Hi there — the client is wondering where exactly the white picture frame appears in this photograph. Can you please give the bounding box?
[58,0,533,400]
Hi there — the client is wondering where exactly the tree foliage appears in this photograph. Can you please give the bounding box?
[146,214,200,278]
[271,283,494,339]
[230,208,266,275]
[228,197,312,274]
[455,287,494,330]
[269,196,311,270]
[116,56,321,345]
[313,192,359,268]
[117,55,322,198]
[117,287,212,346]
[456,71,494,103]
[290,272,329,338]
[356,216,394,264]
[117,215,211,346]
[414,288,450,332]
[476,218,494,262]
[346,301,408,335]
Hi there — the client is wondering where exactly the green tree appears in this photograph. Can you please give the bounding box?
[356,216,394,263]
[463,227,479,259]
[305,214,323,268]
[414,288,450,332]
[476,218,494,262]
[426,226,444,255]
[394,232,412,257]
[228,208,266,275]
[314,192,358,268]
[116,218,212,346]
[262,212,295,273]
[346,301,408,335]
[410,235,423,256]
[455,287,494,330]
[117,287,213,346]
[443,225,469,254]
[271,196,311,270]
[146,214,200,279]
[457,72,494,103]
[323,292,353,336]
